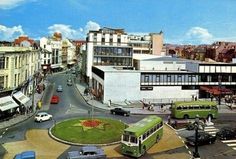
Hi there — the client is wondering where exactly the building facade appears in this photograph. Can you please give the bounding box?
[91,56,236,104]
[128,31,164,55]
[86,27,133,83]
[0,46,41,117]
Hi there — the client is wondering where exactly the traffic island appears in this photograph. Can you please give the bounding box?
[49,118,126,145]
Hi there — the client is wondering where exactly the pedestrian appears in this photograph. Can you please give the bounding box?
[167,115,171,124]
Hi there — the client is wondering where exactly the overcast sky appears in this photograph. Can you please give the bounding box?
[0,0,236,44]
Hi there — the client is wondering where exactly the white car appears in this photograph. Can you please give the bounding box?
[57,85,63,92]
[35,112,52,122]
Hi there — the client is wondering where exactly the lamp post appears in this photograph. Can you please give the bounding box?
[193,115,200,159]
[32,75,36,113]
[218,75,222,105]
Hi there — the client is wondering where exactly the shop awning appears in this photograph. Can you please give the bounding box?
[13,91,30,105]
[0,96,19,111]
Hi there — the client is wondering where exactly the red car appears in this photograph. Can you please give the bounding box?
[51,95,59,104]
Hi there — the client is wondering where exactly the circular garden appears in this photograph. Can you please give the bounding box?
[51,118,126,144]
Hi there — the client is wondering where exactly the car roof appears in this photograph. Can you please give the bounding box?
[37,112,48,115]
[81,146,99,152]
[68,151,80,157]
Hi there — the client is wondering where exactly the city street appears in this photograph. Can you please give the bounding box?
[1,73,236,158]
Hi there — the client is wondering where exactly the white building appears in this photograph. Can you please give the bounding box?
[128,31,164,55]
[91,56,236,104]
[86,27,133,83]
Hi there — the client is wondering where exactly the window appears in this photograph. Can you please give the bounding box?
[44,44,46,48]
[0,76,4,89]
[15,57,18,68]
[177,75,182,82]
[0,57,5,69]
[177,107,181,110]
[142,133,147,140]
[5,57,8,69]
[156,75,160,82]
[144,75,149,82]
[130,136,137,143]
[14,74,17,86]
[167,75,171,82]
[123,134,129,142]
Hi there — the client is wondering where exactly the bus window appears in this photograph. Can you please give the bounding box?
[123,134,129,142]
[177,106,181,110]
[142,133,146,140]
[153,125,157,131]
[200,105,205,109]
[205,105,210,109]
[150,128,154,134]
[212,106,218,110]
[189,106,193,109]
[147,131,150,137]
[160,121,163,126]
[194,106,199,109]
[130,136,137,143]
[183,106,187,110]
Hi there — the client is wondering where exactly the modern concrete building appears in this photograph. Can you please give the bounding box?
[128,31,164,55]
[91,56,236,104]
[86,27,133,83]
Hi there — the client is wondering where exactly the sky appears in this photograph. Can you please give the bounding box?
[0,0,236,44]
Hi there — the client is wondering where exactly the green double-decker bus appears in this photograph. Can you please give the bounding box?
[121,115,163,158]
[171,100,218,119]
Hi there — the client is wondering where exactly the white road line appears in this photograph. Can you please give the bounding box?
[0,135,2,138]
[205,126,215,129]
[185,145,189,149]
[5,128,8,131]
[222,140,236,143]
[208,131,216,134]
[227,143,236,147]
[2,131,5,135]
[188,151,192,155]
[204,128,218,132]
[233,148,236,150]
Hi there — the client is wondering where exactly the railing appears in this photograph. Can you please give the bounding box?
[143,98,192,104]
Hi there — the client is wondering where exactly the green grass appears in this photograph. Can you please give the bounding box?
[51,118,126,144]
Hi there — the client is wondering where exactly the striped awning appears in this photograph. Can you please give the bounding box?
[0,96,19,111]
[13,91,30,105]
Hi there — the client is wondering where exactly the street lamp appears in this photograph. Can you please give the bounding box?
[218,75,222,105]
[193,115,200,159]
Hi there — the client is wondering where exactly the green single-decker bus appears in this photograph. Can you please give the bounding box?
[121,115,163,158]
[171,100,218,119]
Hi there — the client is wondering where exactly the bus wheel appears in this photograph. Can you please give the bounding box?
[183,114,189,119]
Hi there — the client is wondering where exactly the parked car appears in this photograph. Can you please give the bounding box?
[110,107,130,116]
[56,85,63,92]
[67,79,73,86]
[216,127,236,140]
[67,145,106,159]
[35,112,52,122]
[14,150,36,159]
[51,95,59,104]
[185,132,216,146]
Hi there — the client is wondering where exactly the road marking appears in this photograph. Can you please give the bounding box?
[185,145,189,149]
[233,148,236,150]
[204,128,218,132]
[222,140,236,143]
[0,135,2,138]
[227,143,236,147]
[188,151,192,155]
[5,128,8,131]
[205,126,215,129]
[2,131,5,135]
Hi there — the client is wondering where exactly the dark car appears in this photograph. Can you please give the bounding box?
[67,145,106,159]
[110,107,130,116]
[185,132,216,146]
[216,127,236,140]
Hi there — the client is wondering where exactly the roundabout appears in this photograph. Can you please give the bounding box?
[50,117,126,145]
